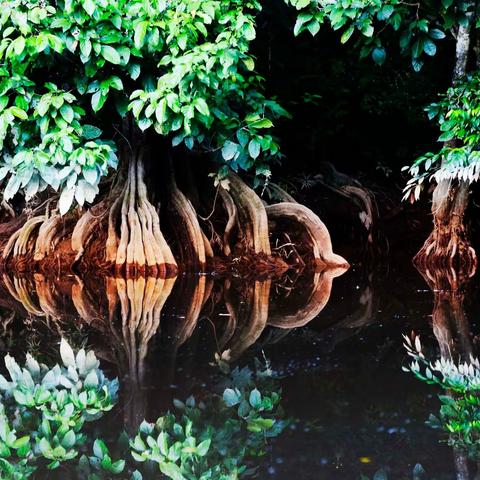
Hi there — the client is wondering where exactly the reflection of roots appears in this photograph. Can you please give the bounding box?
[268,267,346,328]
[107,276,176,382]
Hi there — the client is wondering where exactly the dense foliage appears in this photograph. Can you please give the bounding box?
[0,0,288,213]
[0,340,285,479]
[404,74,480,201]
[284,0,459,69]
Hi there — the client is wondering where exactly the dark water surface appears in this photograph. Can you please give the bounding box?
[0,259,473,479]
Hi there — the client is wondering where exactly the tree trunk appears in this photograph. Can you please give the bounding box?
[415,181,477,274]
[416,4,476,273]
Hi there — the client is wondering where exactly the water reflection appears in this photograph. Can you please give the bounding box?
[414,265,476,480]
[0,267,347,428]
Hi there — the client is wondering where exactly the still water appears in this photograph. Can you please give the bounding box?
[0,258,474,479]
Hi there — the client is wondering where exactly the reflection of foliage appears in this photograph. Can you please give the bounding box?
[361,463,425,480]
[403,335,480,460]
[0,340,285,479]
[0,338,118,477]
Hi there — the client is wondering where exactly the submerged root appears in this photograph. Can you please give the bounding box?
[268,268,345,328]
[222,280,271,361]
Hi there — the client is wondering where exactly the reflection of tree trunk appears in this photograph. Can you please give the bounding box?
[417,264,474,479]
[419,268,473,361]
[454,448,471,480]
[222,280,271,361]
[104,275,177,432]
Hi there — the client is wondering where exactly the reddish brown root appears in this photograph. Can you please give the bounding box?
[414,180,477,278]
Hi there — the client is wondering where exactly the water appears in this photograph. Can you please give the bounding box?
[0,260,475,479]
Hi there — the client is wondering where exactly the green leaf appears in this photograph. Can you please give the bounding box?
[223,388,240,407]
[82,125,102,140]
[251,119,273,129]
[248,139,261,159]
[196,439,211,457]
[423,39,437,56]
[101,46,121,65]
[249,388,262,408]
[59,105,74,123]
[83,0,95,16]
[59,187,75,215]
[61,430,76,449]
[372,47,386,65]
[134,21,148,49]
[222,141,238,161]
[160,462,187,480]
[194,98,209,116]
[429,28,445,40]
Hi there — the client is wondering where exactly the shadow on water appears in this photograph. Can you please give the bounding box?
[2,261,480,478]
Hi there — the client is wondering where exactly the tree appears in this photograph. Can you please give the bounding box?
[0,0,347,275]
[286,0,478,273]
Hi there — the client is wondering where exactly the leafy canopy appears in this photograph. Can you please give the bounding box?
[0,0,288,214]
[285,0,465,70]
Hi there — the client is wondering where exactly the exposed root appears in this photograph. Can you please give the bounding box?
[227,172,271,255]
[111,150,176,276]
[266,202,349,268]
[35,214,75,261]
[3,216,44,261]
[72,201,109,263]
[218,188,238,257]
[168,165,206,269]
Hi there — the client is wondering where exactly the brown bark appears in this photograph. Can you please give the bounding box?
[416,2,476,273]
[227,172,271,255]
[414,181,477,275]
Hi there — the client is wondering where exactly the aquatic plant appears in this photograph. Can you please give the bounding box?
[0,340,285,479]
[403,334,480,460]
